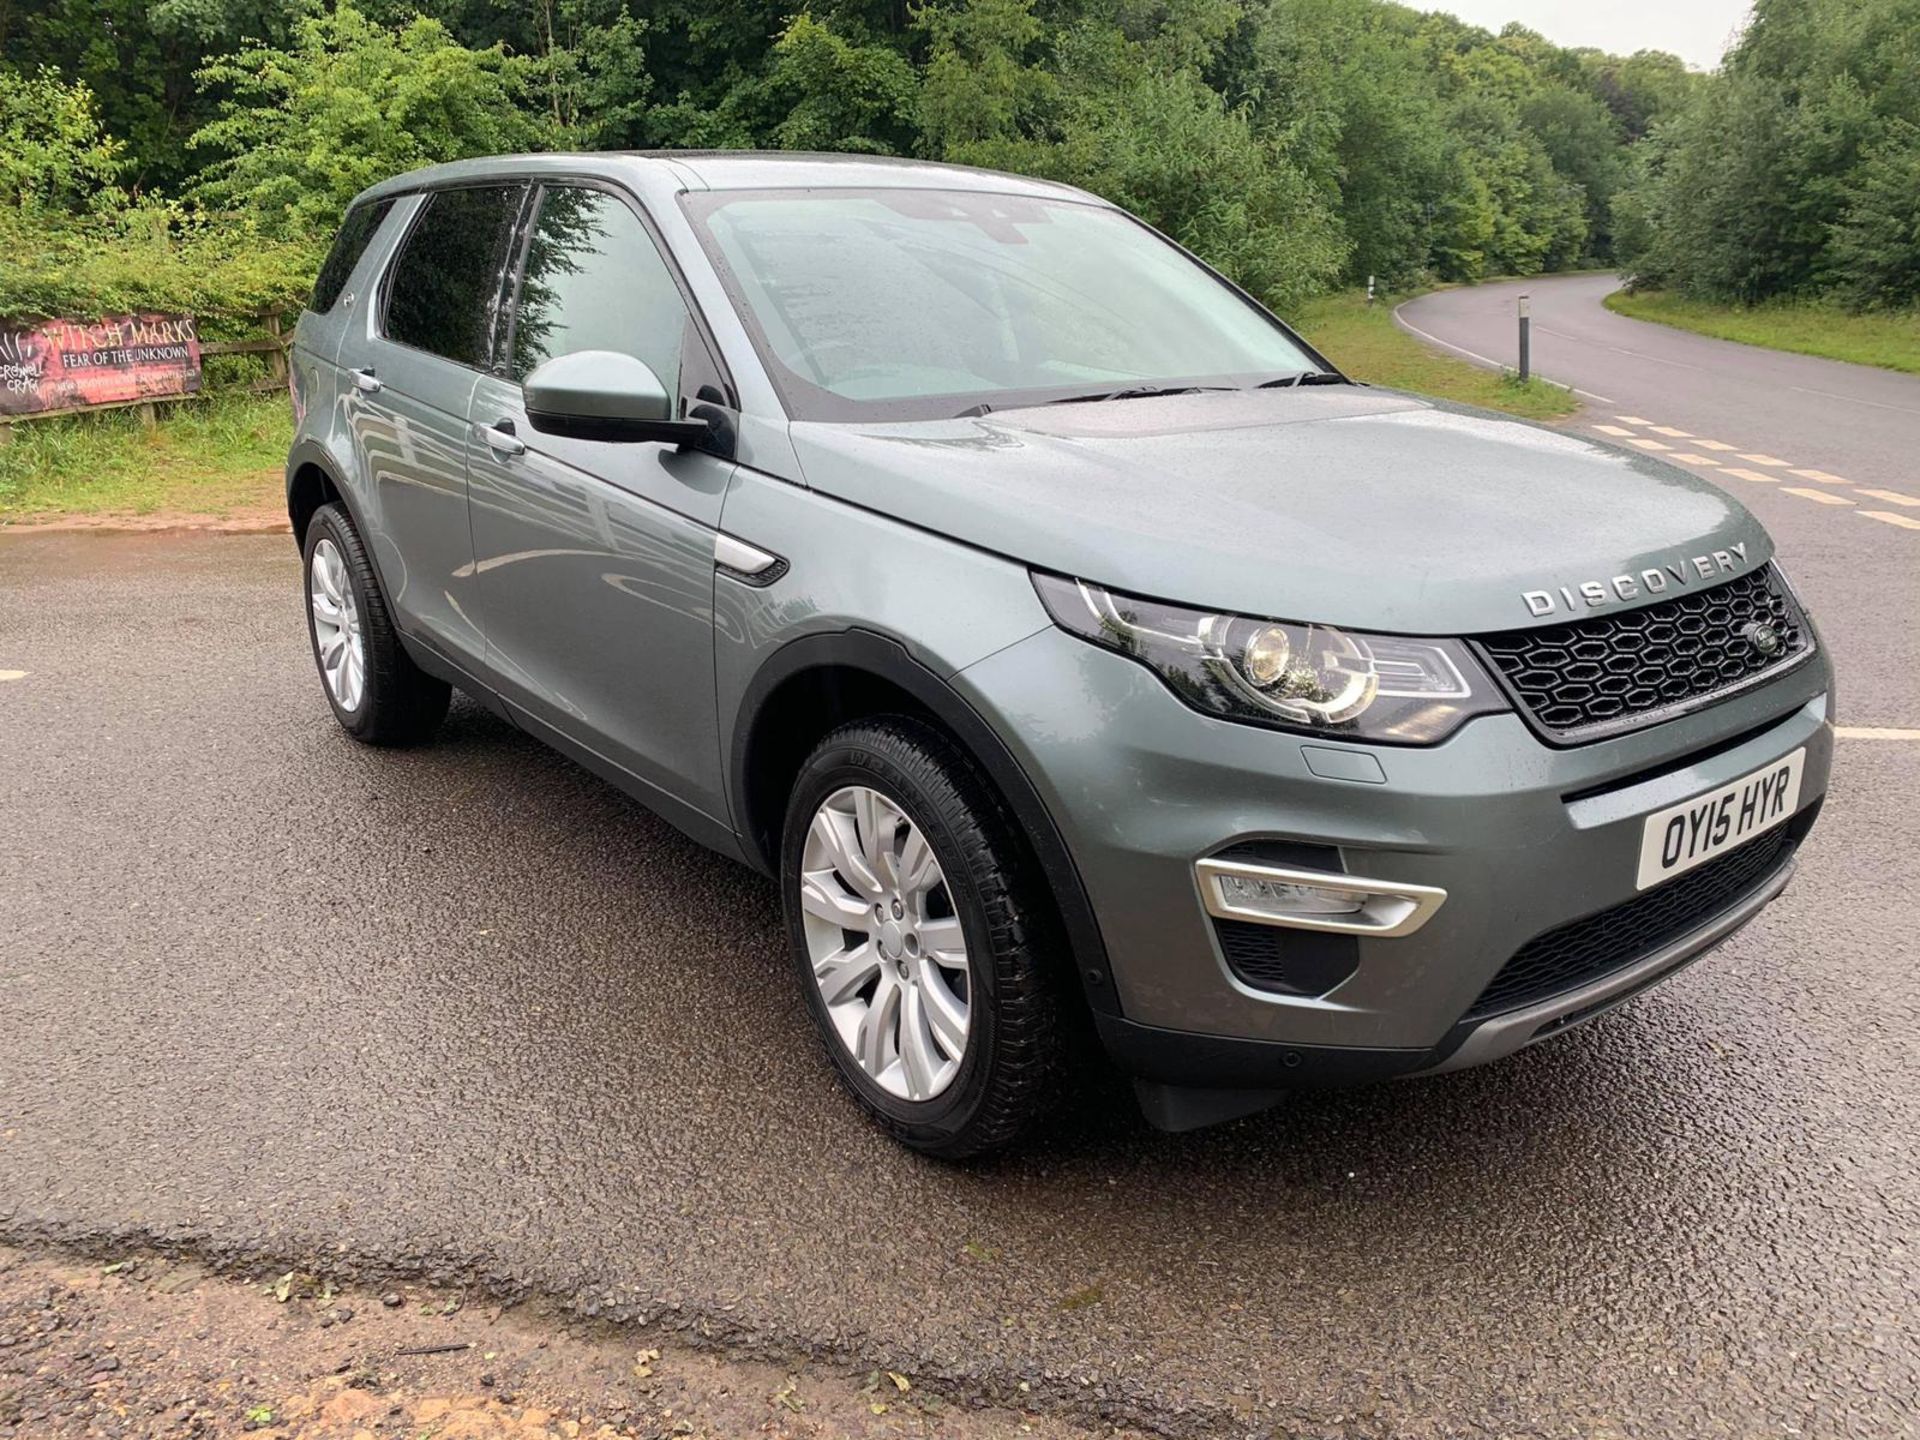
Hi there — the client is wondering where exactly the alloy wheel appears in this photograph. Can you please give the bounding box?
[798,784,973,1101]
[309,537,367,713]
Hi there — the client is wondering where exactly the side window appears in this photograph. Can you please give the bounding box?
[510,186,690,395]
[310,198,395,314]
[383,185,526,368]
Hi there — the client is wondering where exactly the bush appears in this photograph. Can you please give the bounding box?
[0,204,317,387]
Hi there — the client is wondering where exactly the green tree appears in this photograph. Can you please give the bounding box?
[0,68,123,212]
[761,13,920,154]
[1613,0,1920,305]
[1828,120,1920,309]
[189,5,544,237]
[917,0,1056,153]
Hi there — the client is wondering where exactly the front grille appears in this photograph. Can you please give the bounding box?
[1464,823,1797,1020]
[1477,565,1808,743]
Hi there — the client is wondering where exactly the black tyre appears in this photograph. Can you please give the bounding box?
[780,717,1063,1158]
[302,503,450,746]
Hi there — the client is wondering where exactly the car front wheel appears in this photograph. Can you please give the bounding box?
[781,718,1062,1158]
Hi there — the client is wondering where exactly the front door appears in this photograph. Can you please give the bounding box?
[466,183,734,826]
[346,183,527,670]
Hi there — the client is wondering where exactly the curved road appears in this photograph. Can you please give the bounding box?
[1400,275,1920,727]
[2,286,1917,1438]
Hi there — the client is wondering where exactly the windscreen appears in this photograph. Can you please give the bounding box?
[684,188,1320,420]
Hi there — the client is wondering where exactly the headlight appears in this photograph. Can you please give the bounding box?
[1032,573,1507,744]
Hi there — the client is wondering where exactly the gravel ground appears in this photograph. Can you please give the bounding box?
[0,1245,1141,1440]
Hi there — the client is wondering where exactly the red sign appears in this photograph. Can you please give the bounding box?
[0,313,202,418]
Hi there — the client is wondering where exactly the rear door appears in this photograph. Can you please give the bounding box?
[346,183,527,670]
[465,182,735,825]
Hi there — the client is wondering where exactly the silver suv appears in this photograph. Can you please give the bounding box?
[287,153,1831,1155]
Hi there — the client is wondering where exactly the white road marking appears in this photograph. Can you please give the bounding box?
[1790,468,1850,485]
[1670,454,1722,465]
[1390,305,1617,402]
[1628,437,1672,451]
[1538,325,1707,371]
[1861,510,1920,531]
[0,670,27,682]
[1835,726,1920,740]
[1693,439,1738,451]
[1783,487,1854,506]
[1858,488,1920,507]
[1648,425,1693,437]
[1721,468,1781,483]
[1616,415,1652,425]
[1786,384,1920,418]
[1737,453,1792,466]
[1592,424,1636,436]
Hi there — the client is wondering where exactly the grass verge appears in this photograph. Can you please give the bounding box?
[1604,290,1920,375]
[1290,290,1577,421]
[0,393,291,525]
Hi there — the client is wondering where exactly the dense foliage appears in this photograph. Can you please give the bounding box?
[1,0,1907,322]
[1612,0,1920,309]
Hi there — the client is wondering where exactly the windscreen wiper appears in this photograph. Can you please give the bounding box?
[1255,370,1350,388]
[1041,383,1237,406]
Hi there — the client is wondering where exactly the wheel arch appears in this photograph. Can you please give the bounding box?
[286,439,407,611]
[730,629,1121,1017]
[286,439,360,551]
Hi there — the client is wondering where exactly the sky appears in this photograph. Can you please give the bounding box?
[1413,1,1754,69]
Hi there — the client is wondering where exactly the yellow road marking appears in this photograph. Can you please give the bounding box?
[1737,453,1791,466]
[1670,454,1722,465]
[1790,468,1850,485]
[1692,439,1738,451]
[1628,438,1672,451]
[1859,488,1920,507]
[1783,487,1854,506]
[0,670,27,682]
[1722,468,1782,483]
[1615,415,1653,426]
[1648,425,1693,437]
[1591,424,1636,436]
[1835,726,1920,740]
[1862,510,1920,531]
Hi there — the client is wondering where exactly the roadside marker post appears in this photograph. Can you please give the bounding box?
[1517,294,1531,383]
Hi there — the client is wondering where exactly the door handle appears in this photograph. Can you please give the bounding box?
[351,367,381,394]
[476,420,526,457]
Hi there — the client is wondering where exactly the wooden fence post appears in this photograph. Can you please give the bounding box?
[264,312,287,384]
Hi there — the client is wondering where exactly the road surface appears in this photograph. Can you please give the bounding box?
[4,290,1919,1440]
[1400,274,1920,729]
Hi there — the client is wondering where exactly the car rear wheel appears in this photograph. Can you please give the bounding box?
[781,718,1062,1158]
[303,503,450,745]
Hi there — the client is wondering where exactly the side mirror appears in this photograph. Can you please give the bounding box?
[523,350,712,446]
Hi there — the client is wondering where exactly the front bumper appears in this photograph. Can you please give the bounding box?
[954,625,1832,1087]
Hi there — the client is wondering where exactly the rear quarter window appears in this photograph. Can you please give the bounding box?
[310,199,396,314]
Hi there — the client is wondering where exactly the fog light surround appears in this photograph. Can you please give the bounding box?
[1195,857,1446,938]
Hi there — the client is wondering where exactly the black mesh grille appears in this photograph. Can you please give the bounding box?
[1215,920,1359,997]
[1465,825,1795,1020]
[1477,566,1807,742]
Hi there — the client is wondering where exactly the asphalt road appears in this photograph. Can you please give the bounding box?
[3,289,1918,1436]
[1400,274,1920,728]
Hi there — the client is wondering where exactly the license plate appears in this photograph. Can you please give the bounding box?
[1635,748,1804,891]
